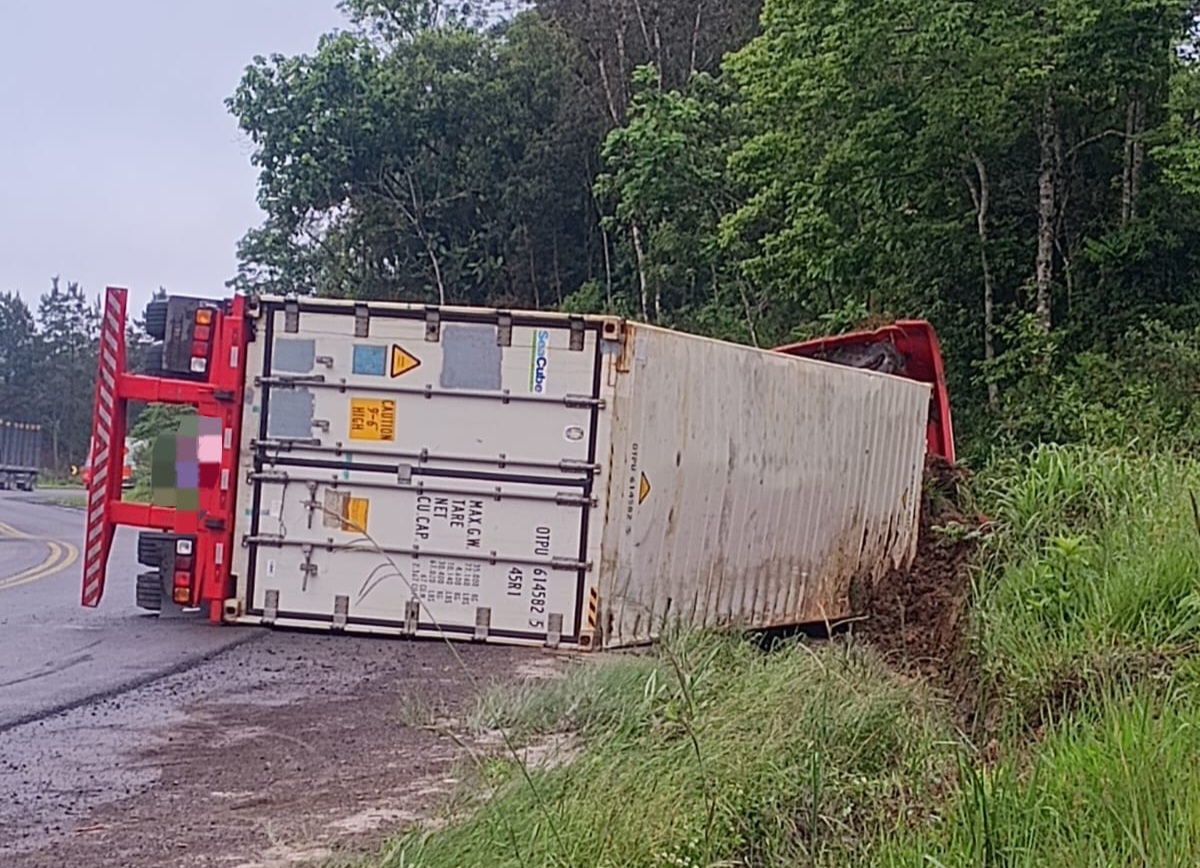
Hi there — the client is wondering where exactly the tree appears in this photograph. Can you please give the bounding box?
[0,292,40,425]
[228,14,595,306]
[34,278,99,471]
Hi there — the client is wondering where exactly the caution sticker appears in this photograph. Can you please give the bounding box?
[391,345,421,378]
[349,398,396,442]
[638,472,651,505]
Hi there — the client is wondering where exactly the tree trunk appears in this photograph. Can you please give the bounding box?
[1035,91,1057,332]
[631,221,651,321]
[1122,99,1136,225]
[1131,98,1146,223]
[966,151,999,409]
[524,223,540,308]
[689,2,706,78]
[552,231,563,306]
[737,280,760,348]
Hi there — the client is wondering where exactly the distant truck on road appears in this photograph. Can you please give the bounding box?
[79,288,954,651]
[0,420,41,491]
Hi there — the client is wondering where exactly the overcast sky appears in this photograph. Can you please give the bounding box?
[0,1,346,318]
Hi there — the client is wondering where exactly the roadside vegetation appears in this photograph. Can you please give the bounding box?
[195,2,1200,866]
[370,443,1200,868]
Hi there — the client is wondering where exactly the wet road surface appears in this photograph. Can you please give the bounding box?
[0,490,255,731]
[0,490,554,867]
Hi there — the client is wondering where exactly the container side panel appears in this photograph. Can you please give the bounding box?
[233,304,606,646]
[599,325,929,648]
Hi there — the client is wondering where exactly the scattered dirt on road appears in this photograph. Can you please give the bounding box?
[3,632,568,868]
[858,455,984,696]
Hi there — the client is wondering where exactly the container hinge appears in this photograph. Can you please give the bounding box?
[204,517,225,531]
[214,389,235,402]
[545,613,563,648]
[315,355,334,369]
[354,303,370,337]
[474,606,491,641]
[397,464,414,485]
[257,374,327,388]
[496,312,513,347]
[551,556,590,572]
[254,436,321,450]
[304,481,319,529]
[332,595,349,631]
[558,459,600,474]
[300,544,318,591]
[263,589,279,625]
[405,599,420,635]
[555,492,594,508]
[564,394,603,410]
[245,534,285,547]
[284,296,300,333]
[424,307,441,342]
[312,418,330,433]
[569,317,585,351]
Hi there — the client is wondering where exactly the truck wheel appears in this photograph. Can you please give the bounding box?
[143,299,168,341]
[136,571,163,612]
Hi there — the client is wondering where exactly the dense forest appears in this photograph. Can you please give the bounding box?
[3,0,1197,470]
[228,0,1200,462]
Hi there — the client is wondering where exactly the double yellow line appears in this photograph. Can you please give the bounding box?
[0,520,80,592]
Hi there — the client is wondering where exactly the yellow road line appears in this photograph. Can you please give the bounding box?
[0,522,81,591]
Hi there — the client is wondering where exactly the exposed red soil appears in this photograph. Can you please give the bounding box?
[858,455,985,705]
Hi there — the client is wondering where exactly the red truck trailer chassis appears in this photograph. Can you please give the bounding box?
[82,290,249,619]
[81,287,955,645]
[774,320,956,464]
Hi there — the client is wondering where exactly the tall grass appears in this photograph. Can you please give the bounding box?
[885,680,1200,868]
[372,445,1200,868]
[974,445,1200,723]
[384,635,946,868]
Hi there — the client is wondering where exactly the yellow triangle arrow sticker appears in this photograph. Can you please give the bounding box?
[390,345,421,378]
[638,472,651,505]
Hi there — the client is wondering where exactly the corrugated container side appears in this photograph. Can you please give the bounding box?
[596,323,929,649]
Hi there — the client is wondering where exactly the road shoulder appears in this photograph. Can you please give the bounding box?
[1,632,564,868]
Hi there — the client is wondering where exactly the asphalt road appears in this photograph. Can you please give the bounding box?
[0,490,255,731]
[0,488,546,867]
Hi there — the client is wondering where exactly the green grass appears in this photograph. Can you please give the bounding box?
[973,446,1200,728]
[384,635,948,868]
[369,444,1200,868]
[885,679,1200,868]
[45,494,87,509]
[35,477,83,490]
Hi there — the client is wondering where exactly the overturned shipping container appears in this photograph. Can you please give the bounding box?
[228,299,930,649]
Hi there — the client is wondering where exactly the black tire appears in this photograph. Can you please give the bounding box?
[136,571,163,612]
[143,299,169,341]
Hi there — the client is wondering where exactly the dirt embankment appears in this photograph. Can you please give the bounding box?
[858,455,985,715]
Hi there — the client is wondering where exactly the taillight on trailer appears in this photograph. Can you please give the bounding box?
[172,538,194,604]
[190,308,215,374]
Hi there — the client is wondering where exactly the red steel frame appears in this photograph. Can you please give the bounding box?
[774,319,956,463]
[81,287,249,621]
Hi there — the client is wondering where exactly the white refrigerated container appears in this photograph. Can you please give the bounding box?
[229,297,930,650]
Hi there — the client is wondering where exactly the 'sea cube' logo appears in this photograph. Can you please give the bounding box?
[530,330,551,394]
